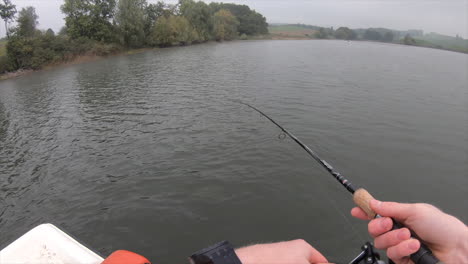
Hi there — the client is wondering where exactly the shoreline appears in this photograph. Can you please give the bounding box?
[0,47,154,81]
[0,69,35,80]
[1,37,465,81]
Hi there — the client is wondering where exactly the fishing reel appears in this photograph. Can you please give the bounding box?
[348,242,387,264]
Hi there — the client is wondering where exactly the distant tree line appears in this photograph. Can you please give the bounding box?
[0,0,268,73]
[321,26,425,47]
[313,26,398,43]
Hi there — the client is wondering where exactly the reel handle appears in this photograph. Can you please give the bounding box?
[353,189,444,264]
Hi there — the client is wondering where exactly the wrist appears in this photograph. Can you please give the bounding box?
[235,245,260,264]
[234,246,252,264]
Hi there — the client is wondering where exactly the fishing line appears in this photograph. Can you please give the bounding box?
[240,102,356,194]
[240,101,365,239]
[241,101,442,264]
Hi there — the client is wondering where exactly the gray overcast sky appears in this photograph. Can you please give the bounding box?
[2,0,467,38]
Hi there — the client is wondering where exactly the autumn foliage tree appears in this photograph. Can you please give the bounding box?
[213,9,239,41]
[149,15,197,46]
[179,0,213,42]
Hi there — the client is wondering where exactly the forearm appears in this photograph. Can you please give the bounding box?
[234,239,328,264]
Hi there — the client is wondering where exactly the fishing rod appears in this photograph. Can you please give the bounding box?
[242,102,442,264]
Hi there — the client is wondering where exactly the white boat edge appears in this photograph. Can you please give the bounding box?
[0,223,104,264]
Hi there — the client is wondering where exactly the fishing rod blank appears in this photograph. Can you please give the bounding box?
[241,102,356,194]
[242,102,443,264]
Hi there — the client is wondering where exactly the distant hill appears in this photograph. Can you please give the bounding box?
[353,28,423,39]
[268,23,467,53]
[414,32,468,53]
[270,24,426,40]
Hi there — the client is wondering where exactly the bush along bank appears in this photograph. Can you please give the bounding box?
[0,0,268,76]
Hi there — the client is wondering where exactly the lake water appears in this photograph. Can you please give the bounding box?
[0,40,467,263]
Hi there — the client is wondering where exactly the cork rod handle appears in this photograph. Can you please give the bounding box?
[352,188,376,218]
[351,188,443,264]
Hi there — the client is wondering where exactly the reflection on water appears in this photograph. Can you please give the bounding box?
[0,101,8,142]
[0,41,467,263]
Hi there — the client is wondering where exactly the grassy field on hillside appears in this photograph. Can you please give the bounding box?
[269,24,468,53]
[414,33,468,53]
[268,25,317,39]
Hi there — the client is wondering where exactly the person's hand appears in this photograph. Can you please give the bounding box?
[351,200,468,264]
[235,239,329,264]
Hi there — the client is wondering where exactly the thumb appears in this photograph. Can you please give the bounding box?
[370,200,414,222]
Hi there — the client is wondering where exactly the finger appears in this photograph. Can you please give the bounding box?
[386,239,420,262]
[370,200,414,222]
[374,228,411,249]
[368,217,393,238]
[351,207,371,220]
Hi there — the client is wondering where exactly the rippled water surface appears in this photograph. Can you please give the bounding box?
[1,40,467,263]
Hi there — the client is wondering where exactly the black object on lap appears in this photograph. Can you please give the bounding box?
[189,241,242,264]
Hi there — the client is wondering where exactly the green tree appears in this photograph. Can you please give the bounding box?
[61,0,116,42]
[45,28,55,37]
[115,0,147,47]
[403,34,416,45]
[363,29,382,41]
[172,15,198,44]
[382,31,394,42]
[334,27,356,40]
[0,0,16,38]
[210,3,267,36]
[149,15,173,46]
[315,27,333,39]
[6,35,29,69]
[144,2,166,36]
[149,15,197,46]
[6,33,66,70]
[16,6,38,38]
[213,9,239,41]
[179,0,212,42]
[58,26,67,36]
